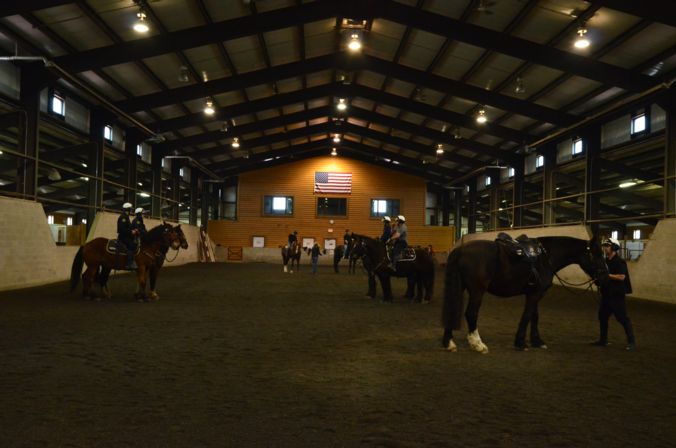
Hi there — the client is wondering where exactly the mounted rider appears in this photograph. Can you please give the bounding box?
[343,229,352,259]
[388,215,408,271]
[131,207,147,238]
[287,230,298,249]
[117,202,138,270]
[380,216,392,243]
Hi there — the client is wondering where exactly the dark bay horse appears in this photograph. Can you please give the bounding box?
[352,235,435,303]
[281,242,302,273]
[333,241,358,274]
[441,235,608,353]
[70,223,187,301]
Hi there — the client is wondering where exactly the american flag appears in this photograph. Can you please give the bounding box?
[314,172,352,194]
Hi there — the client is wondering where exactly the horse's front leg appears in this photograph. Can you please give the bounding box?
[148,267,160,301]
[366,272,376,298]
[515,292,541,350]
[466,289,489,353]
[135,265,148,302]
[378,273,393,302]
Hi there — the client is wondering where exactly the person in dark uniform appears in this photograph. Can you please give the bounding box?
[131,207,147,238]
[117,202,138,270]
[287,230,298,248]
[592,237,635,351]
[380,216,392,243]
[343,229,352,259]
[310,242,323,274]
[388,215,408,271]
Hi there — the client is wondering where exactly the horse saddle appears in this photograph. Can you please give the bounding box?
[388,247,417,263]
[106,239,140,256]
[495,233,542,263]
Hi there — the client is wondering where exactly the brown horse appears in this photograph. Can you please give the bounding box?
[70,223,187,301]
[281,242,302,273]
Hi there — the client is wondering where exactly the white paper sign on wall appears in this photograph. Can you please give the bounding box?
[302,237,315,249]
[252,236,265,248]
[324,238,336,250]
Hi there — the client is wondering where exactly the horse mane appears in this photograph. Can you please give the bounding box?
[142,224,169,244]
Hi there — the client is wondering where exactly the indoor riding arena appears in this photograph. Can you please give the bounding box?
[1,1,675,447]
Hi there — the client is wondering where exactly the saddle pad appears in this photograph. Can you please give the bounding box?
[389,247,417,263]
[106,239,140,256]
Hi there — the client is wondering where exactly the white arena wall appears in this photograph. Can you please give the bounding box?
[0,197,201,292]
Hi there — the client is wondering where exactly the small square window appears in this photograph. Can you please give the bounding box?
[370,199,400,218]
[508,167,515,178]
[317,197,347,217]
[47,215,55,224]
[136,144,143,157]
[632,229,641,240]
[572,138,583,155]
[51,94,65,116]
[264,196,293,215]
[611,230,619,240]
[103,125,113,142]
[485,176,491,187]
[535,155,544,169]
[631,114,646,135]
[66,217,73,226]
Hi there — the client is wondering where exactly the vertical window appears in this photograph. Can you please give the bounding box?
[51,93,65,116]
[179,168,184,177]
[47,215,55,224]
[66,217,73,226]
[370,199,400,218]
[572,138,583,155]
[508,167,515,178]
[611,230,619,240]
[82,218,87,224]
[161,158,165,168]
[263,196,293,216]
[485,176,491,187]
[136,144,143,157]
[103,125,113,142]
[535,155,544,169]
[632,229,641,240]
[631,113,646,135]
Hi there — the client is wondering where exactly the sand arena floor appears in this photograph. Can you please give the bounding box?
[1,262,674,447]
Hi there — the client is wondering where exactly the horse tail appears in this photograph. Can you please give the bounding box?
[70,246,84,292]
[442,249,464,331]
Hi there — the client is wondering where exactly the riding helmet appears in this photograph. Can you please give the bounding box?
[397,215,406,222]
[135,207,144,214]
[602,237,621,252]
[122,202,133,210]
[383,216,391,222]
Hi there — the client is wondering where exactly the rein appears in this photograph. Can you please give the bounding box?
[165,247,180,263]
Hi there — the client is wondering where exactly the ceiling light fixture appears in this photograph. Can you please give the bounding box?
[232,137,240,149]
[221,121,229,133]
[204,98,215,115]
[331,147,338,157]
[348,32,362,51]
[178,65,190,83]
[476,107,487,124]
[514,77,526,94]
[574,26,590,49]
[139,192,150,198]
[619,181,637,189]
[336,98,348,111]
[133,9,149,33]
[333,134,341,143]
[436,143,444,155]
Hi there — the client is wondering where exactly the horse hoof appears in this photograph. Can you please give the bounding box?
[443,340,458,352]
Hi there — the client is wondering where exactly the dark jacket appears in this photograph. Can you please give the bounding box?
[601,255,632,297]
[131,215,147,236]
[381,223,392,242]
[117,213,134,240]
[288,233,297,245]
[311,245,322,258]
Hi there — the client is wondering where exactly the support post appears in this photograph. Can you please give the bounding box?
[512,159,524,228]
[17,64,43,199]
[171,161,181,221]
[664,99,676,217]
[467,181,477,234]
[542,145,557,225]
[87,110,106,226]
[487,168,500,231]
[441,189,450,227]
[454,188,463,241]
[189,169,199,225]
[124,129,143,204]
[151,147,163,218]
[200,180,210,230]
[584,126,602,234]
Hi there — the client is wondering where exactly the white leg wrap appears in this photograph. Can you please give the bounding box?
[284,265,288,273]
[446,339,458,352]
[467,329,489,354]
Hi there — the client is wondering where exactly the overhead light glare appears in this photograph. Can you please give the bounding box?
[204,98,215,115]
[139,192,150,198]
[232,137,240,149]
[133,10,149,33]
[331,147,338,157]
[348,32,362,51]
[436,144,444,155]
[336,98,348,111]
[476,107,487,124]
[333,134,341,143]
[619,181,637,189]
[574,26,590,49]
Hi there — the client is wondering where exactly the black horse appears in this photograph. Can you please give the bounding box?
[351,234,435,303]
[441,235,608,353]
[333,241,359,274]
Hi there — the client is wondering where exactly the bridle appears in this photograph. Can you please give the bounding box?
[552,244,606,298]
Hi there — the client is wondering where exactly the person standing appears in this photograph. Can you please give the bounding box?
[310,242,323,274]
[117,203,139,270]
[343,229,352,259]
[592,237,636,351]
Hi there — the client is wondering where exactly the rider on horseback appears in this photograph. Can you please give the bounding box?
[118,203,139,270]
[343,229,352,259]
[132,207,147,238]
[287,230,298,248]
[388,215,408,271]
[380,216,392,243]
